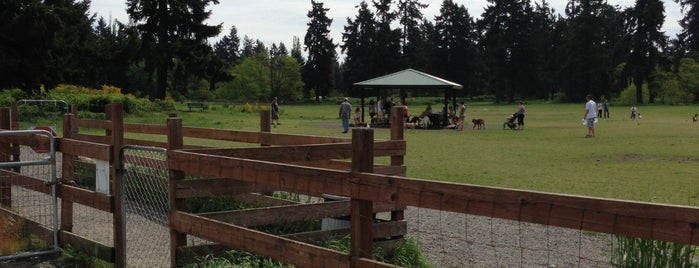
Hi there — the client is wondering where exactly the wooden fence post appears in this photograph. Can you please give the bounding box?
[108,103,126,268]
[0,108,11,207]
[260,110,270,147]
[167,113,186,268]
[389,106,405,222]
[350,128,374,266]
[60,111,75,233]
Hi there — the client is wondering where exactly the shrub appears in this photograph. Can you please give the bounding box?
[617,83,649,105]
[658,78,695,105]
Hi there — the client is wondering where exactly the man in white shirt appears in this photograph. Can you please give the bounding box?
[583,95,597,138]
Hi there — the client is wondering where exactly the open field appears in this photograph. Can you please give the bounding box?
[21,101,699,206]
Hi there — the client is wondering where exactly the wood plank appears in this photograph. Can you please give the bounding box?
[186,143,353,162]
[124,138,167,148]
[0,133,51,149]
[259,132,350,146]
[183,140,405,162]
[182,127,259,143]
[0,169,51,194]
[59,138,111,161]
[72,133,109,144]
[282,220,407,244]
[59,184,113,212]
[124,123,167,135]
[171,211,349,267]
[349,172,699,245]
[175,178,275,198]
[59,230,115,262]
[167,150,351,197]
[75,118,113,130]
[198,201,403,227]
[229,193,300,207]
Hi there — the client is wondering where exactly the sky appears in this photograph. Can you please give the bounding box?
[90,0,684,57]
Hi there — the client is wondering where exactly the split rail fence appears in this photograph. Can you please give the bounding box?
[0,102,698,267]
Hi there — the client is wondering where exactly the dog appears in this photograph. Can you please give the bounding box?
[355,122,371,128]
[404,122,418,131]
[472,118,485,130]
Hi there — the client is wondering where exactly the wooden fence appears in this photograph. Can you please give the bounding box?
[1,103,698,268]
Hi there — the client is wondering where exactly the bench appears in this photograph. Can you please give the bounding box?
[187,102,205,111]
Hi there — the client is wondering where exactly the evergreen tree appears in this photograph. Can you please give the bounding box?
[372,0,402,75]
[304,0,337,100]
[241,35,256,58]
[342,1,377,86]
[92,18,141,93]
[214,26,241,66]
[625,0,666,104]
[291,36,305,65]
[433,0,479,98]
[675,0,698,53]
[0,0,60,90]
[530,1,561,100]
[126,0,222,100]
[44,0,96,88]
[559,0,622,101]
[397,0,429,70]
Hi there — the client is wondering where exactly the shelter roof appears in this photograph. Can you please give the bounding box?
[353,68,463,90]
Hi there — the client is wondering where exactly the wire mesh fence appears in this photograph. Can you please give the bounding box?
[405,207,613,267]
[0,132,58,259]
[120,145,169,267]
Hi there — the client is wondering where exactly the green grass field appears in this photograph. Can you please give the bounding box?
[23,101,699,206]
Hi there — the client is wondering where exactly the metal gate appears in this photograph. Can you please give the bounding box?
[118,145,169,267]
[0,130,59,261]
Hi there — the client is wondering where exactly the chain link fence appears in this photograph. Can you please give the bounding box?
[119,145,169,267]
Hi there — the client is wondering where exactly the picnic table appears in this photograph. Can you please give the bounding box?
[187,102,205,111]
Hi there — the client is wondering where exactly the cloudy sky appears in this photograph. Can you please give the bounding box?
[90,0,683,56]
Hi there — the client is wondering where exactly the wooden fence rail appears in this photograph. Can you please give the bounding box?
[2,103,699,268]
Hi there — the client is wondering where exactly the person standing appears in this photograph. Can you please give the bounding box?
[630,105,637,119]
[339,98,352,133]
[584,95,597,138]
[516,101,526,130]
[603,100,609,118]
[456,101,467,130]
[271,97,280,126]
[368,99,376,123]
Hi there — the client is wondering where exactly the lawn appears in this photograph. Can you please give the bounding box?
[22,100,699,206]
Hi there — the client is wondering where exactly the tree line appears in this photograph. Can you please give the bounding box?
[1,0,697,104]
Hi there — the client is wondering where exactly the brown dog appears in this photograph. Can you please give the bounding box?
[472,118,485,130]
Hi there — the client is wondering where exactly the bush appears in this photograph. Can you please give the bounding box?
[617,83,649,105]
[658,78,695,105]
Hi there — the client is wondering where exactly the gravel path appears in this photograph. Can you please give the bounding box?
[404,207,614,268]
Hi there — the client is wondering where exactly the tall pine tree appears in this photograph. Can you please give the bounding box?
[398,0,429,70]
[126,0,221,99]
[304,0,337,100]
[625,0,666,104]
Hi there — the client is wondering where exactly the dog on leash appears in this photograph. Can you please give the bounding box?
[472,118,485,130]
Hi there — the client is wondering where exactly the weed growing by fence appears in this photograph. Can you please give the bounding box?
[58,247,112,268]
[184,250,295,268]
[611,235,698,267]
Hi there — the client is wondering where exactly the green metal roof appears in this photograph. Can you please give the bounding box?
[353,68,463,90]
